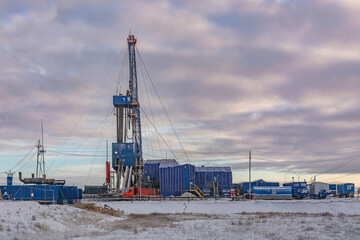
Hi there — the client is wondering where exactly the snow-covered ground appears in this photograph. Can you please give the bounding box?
[1,198,360,239]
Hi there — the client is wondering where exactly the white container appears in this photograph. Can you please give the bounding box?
[310,182,329,195]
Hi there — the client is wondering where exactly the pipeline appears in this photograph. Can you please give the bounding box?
[19,172,65,185]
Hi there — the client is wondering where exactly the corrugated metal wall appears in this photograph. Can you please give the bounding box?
[144,159,178,189]
[337,183,354,196]
[195,167,232,194]
[0,185,82,204]
[158,162,195,197]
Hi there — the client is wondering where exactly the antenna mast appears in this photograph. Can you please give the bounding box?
[36,120,46,178]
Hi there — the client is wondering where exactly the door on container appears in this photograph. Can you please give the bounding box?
[182,165,189,191]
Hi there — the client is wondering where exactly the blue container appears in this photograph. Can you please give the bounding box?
[283,182,308,199]
[112,143,137,170]
[329,184,337,195]
[144,160,161,185]
[78,188,83,201]
[7,176,13,186]
[159,163,195,197]
[253,186,292,200]
[0,185,59,204]
[144,159,178,188]
[337,183,355,197]
[113,95,131,107]
[56,186,82,204]
[57,186,66,204]
[0,184,82,204]
[241,179,279,195]
[180,164,195,191]
[195,167,232,196]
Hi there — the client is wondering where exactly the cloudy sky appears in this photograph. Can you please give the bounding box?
[1,0,360,188]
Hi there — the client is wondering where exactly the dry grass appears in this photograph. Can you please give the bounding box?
[34,222,49,231]
[72,203,123,217]
[107,212,181,232]
[322,212,332,217]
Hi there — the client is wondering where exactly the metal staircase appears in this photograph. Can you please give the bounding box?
[190,183,205,198]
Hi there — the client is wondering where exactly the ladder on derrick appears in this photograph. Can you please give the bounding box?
[190,183,205,198]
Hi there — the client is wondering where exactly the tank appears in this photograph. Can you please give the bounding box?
[241,179,279,195]
[253,186,292,200]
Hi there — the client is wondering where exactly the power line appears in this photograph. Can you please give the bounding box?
[10,143,37,171]
[136,48,190,163]
[140,108,180,163]
[313,151,360,178]
[47,48,124,173]
[47,150,106,157]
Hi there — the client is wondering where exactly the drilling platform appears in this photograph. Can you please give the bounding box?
[110,34,144,192]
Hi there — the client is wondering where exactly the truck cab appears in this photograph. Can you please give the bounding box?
[122,187,139,197]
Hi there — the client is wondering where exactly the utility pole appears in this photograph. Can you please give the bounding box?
[249,150,251,196]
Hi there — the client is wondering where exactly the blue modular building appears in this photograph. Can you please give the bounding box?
[283,182,309,199]
[253,186,292,200]
[112,142,137,170]
[240,179,279,195]
[159,163,196,196]
[144,159,178,188]
[337,183,355,197]
[0,185,58,203]
[329,184,337,195]
[195,167,232,195]
[0,182,82,204]
[144,159,232,197]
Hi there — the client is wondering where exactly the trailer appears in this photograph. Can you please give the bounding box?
[337,183,355,197]
[283,182,309,199]
[252,186,292,200]
[312,189,332,199]
[309,182,329,196]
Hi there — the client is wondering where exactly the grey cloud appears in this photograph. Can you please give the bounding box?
[1,0,360,182]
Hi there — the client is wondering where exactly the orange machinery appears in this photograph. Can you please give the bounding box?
[122,187,160,198]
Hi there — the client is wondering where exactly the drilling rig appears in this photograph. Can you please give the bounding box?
[112,34,144,193]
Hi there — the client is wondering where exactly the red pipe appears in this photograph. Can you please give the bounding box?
[106,161,110,184]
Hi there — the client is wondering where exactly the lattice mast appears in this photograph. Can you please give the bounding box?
[112,34,143,190]
[127,34,143,170]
